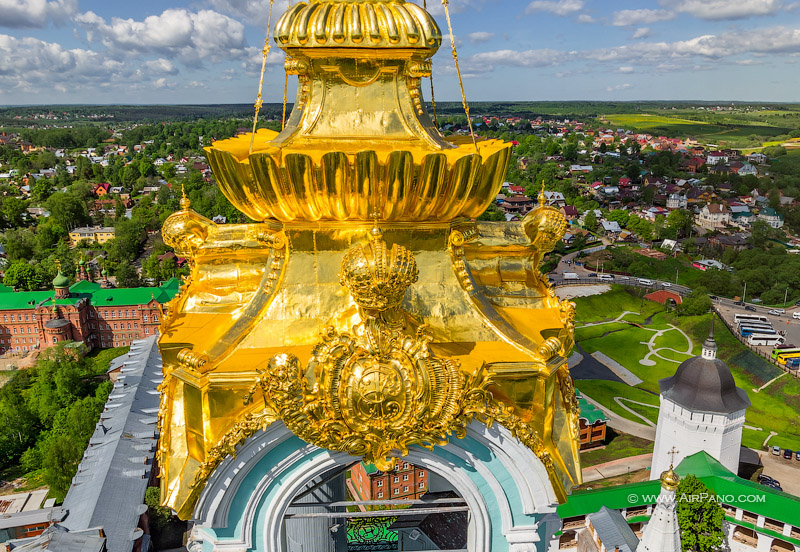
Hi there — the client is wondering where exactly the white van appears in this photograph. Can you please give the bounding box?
[598,274,614,281]
[638,278,654,285]
[793,312,800,320]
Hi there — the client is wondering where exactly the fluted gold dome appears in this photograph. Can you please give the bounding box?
[275,0,442,51]
[660,466,680,491]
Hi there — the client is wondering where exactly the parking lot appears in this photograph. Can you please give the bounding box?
[713,298,800,357]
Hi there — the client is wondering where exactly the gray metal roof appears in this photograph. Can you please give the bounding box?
[7,524,106,552]
[588,506,639,552]
[60,336,162,552]
[659,341,751,414]
[0,508,66,530]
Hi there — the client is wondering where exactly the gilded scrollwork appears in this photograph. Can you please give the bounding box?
[189,230,560,494]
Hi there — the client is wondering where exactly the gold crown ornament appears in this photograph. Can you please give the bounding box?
[522,183,569,253]
[339,227,419,311]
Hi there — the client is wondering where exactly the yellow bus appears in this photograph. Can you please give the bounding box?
[777,352,800,365]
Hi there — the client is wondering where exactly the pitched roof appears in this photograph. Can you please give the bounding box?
[61,336,162,552]
[0,280,179,311]
[588,506,639,552]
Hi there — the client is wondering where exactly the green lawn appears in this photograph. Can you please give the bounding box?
[576,380,659,424]
[575,322,630,342]
[571,287,662,324]
[580,429,654,467]
[573,292,800,452]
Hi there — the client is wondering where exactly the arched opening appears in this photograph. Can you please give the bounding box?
[280,461,470,551]
[191,421,560,552]
[731,526,758,547]
[558,530,577,549]
[771,538,794,552]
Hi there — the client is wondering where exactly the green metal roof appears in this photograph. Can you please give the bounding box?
[0,281,180,311]
[0,284,12,294]
[362,462,378,475]
[577,393,607,425]
[52,271,70,288]
[558,452,800,528]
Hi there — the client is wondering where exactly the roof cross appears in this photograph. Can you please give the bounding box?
[668,446,680,468]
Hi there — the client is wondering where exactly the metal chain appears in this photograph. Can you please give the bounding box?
[282,0,291,130]
[441,0,478,153]
[424,0,439,128]
[250,0,276,154]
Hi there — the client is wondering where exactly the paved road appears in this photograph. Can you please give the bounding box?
[582,453,653,483]
[753,449,800,496]
[579,393,656,441]
[714,298,800,356]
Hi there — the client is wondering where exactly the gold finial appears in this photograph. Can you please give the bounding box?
[180,184,191,211]
[660,447,681,490]
[369,211,383,241]
[538,180,547,207]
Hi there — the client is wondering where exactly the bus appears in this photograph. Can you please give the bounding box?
[739,327,777,337]
[748,334,785,346]
[786,357,800,370]
[776,352,800,366]
[771,347,800,361]
[736,322,774,331]
[734,314,769,324]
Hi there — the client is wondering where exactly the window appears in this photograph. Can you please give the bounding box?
[418,483,424,489]
[143,315,148,322]
[377,492,383,498]
[393,488,399,495]
[419,471,424,477]
[127,323,131,329]
[393,477,399,483]
[25,314,29,321]
[403,463,409,469]
[144,328,149,335]
[114,324,118,330]
[403,474,408,481]
[10,315,15,322]
[403,486,408,493]
[13,328,17,334]
[377,480,383,487]
[153,315,158,322]
[52,338,57,344]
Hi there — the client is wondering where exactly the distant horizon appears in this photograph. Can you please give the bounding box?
[3,99,800,109]
[1,1,800,104]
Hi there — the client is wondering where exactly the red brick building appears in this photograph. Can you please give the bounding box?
[350,461,428,501]
[0,273,180,354]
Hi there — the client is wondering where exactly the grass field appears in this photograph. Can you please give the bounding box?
[580,429,654,467]
[573,289,800,451]
[770,148,800,174]
[571,286,662,324]
[602,113,791,147]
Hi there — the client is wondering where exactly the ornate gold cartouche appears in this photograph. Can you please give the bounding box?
[157,0,581,520]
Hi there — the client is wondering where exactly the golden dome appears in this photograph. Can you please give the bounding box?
[275,0,442,51]
[660,466,680,491]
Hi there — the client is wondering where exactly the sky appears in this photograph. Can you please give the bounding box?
[1,0,800,105]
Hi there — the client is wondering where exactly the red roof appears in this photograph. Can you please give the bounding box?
[644,290,683,305]
[508,185,525,194]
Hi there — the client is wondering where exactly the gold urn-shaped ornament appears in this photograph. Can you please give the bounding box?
[158,0,581,520]
[204,0,511,222]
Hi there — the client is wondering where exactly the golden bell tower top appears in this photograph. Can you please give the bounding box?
[275,0,442,51]
[202,0,511,222]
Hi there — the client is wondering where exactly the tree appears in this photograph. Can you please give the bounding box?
[666,209,694,238]
[676,475,725,552]
[677,289,712,316]
[45,192,90,229]
[145,487,173,529]
[748,219,772,249]
[42,435,83,500]
[3,261,40,291]
[115,261,141,287]
[583,210,598,232]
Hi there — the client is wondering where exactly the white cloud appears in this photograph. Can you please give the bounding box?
[612,9,675,26]
[606,83,632,92]
[661,0,783,20]
[616,66,634,73]
[467,31,495,44]
[525,0,584,16]
[577,14,596,23]
[632,27,652,39]
[0,0,76,28]
[469,48,568,72]
[207,0,290,28]
[75,9,248,66]
[142,58,179,75]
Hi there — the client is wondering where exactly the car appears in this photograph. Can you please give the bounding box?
[662,282,672,287]
[757,474,775,483]
[709,295,718,300]
[768,309,782,316]
[638,278,654,285]
[587,273,598,278]
[784,449,793,460]
[768,482,784,491]
[619,276,630,280]
[772,445,781,455]
[796,300,800,306]
[796,451,800,461]
[793,312,800,320]
[598,274,614,281]
[745,305,757,312]
[734,301,745,306]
